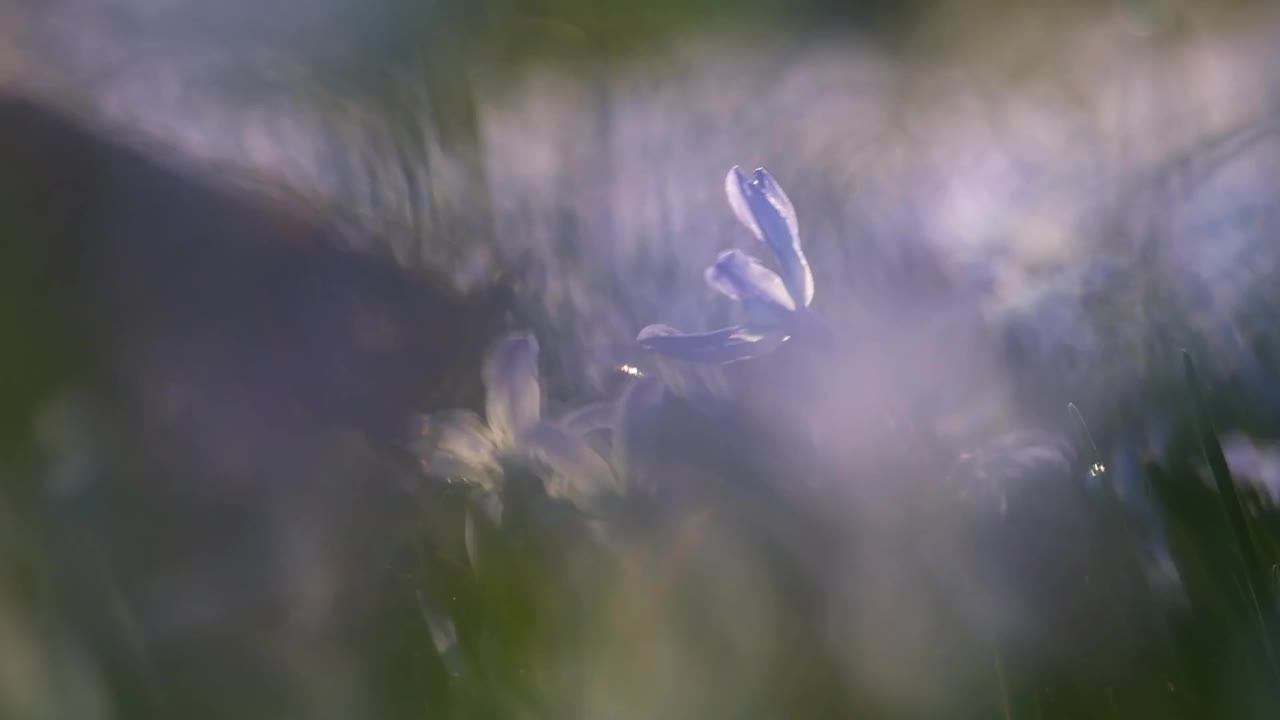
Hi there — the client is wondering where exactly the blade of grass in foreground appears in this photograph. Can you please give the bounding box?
[1182,351,1270,608]
[1182,349,1279,685]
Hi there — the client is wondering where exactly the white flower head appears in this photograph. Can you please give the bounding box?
[413,331,621,517]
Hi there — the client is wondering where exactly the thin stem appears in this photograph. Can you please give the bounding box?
[992,643,1013,720]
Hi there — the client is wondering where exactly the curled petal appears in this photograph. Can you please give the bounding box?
[482,331,542,447]
[519,420,622,513]
[411,410,500,489]
[637,324,788,364]
[726,166,797,244]
[725,166,815,308]
[704,249,796,319]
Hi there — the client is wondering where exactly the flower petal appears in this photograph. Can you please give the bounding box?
[411,410,501,489]
[519,420,622,513]
[637,324,788,364]
[482,331,542,447]
[704,249,796,318]
[725,166,815,308]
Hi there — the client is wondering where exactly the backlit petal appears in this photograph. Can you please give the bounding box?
[725,166,815,307]
[482,331,542,446]
[519,420,622,513]
[637,324,788,364]
[704,249,796,314]
[410,410,501,489]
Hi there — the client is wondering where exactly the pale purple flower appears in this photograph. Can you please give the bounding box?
[412,331,621,517]
[638,166,818,363]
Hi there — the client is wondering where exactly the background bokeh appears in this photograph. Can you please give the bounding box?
[5,0,1280,717]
